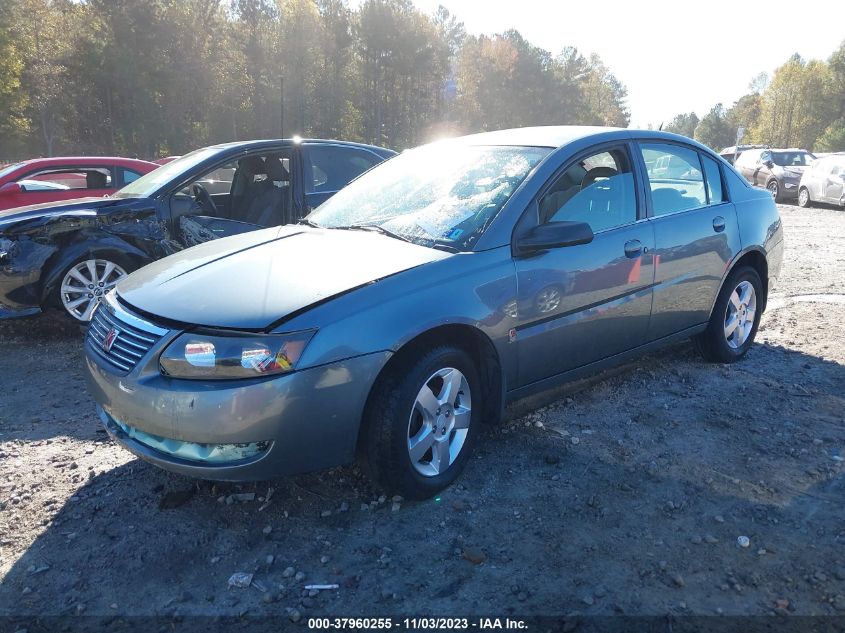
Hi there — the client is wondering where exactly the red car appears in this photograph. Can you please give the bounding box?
[0,157,159,211]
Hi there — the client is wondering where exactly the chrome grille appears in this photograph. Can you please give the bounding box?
[86,295,166,374]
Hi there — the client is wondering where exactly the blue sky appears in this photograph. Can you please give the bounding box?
[394,0,844,128]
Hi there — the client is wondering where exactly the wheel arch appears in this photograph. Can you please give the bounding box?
[356,323,505,457]
[39,236,154,306]
[711,247,769,318]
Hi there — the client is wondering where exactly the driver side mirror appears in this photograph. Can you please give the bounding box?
[514,221,594,257]
[764,160,774,168]
[0,182,22,195]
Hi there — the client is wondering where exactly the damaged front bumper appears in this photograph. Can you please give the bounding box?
[84,330,391,480]
[0,236,49,317]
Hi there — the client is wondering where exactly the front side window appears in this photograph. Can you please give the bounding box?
[305,145,382,193]
[640,143,706,216]
[175,152,292,227]
[538,148,636,233]
[308,143,550,252]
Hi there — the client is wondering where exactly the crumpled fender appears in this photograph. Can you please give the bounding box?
[1,205,179,310]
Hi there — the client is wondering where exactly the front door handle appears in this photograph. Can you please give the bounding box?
[624,239,643,258]
[713,216,726,233]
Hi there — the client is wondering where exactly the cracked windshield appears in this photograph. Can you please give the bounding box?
[308,144,551,250]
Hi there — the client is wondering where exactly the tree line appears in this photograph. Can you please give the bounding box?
[0,0,630,160]
[665,45,845,152]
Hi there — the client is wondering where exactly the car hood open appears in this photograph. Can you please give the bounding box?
[116,224,451,330]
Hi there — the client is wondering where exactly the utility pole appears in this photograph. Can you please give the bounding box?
[280,76,285,139]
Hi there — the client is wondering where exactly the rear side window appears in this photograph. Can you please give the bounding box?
[701,155,725,204]
[640,143,706,215]
[305,145,382,193]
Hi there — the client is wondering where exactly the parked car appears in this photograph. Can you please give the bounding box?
[153,156,180,165]
[0,139,395,321]
[83,126,784,499]
[718,144,768,165]
[733,147,816,201]
[0,156,159,211]
[798,154,845,208]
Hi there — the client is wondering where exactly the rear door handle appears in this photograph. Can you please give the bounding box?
[713,216,726,233]
[624,239,643,258]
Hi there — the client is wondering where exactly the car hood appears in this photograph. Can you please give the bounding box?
[116,225,451,330]
[0,197,131,231]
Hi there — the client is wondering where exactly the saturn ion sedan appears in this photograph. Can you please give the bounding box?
[84,126,784,499]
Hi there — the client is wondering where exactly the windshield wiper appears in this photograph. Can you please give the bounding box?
[335,224,413,244]
[297,218,321,228]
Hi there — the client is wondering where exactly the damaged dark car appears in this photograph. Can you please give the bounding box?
[0,139,395,321]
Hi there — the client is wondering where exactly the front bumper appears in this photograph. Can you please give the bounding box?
[85,333,391,480]
[0,236,53,318]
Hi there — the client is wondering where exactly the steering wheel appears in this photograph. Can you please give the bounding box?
[191,183,218,215]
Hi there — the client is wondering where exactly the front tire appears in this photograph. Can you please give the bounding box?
[694,266,762,363]
[54,257,130,322]
[361,345,481,499]
[798,187,812,208]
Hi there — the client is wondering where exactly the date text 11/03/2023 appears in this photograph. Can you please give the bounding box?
[306,617,528,630]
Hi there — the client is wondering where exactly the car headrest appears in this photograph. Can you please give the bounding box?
[239,156,266,176]
[581,167,618,189]
[265,157,289,182]
[86,171,108,188]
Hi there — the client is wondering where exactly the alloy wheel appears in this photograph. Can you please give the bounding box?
[724,280,756,350]
[407,367,472,477]
[798,188,809,207]
[60,259,127,322]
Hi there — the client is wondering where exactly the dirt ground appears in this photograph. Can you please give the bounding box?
[1,203,844,625]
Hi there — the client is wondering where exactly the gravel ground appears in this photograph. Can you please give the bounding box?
[0,203,844,623]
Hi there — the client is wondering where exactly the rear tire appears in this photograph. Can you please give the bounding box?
[694,266,763,363]
[361,345,481,499]
[798,187,812,208]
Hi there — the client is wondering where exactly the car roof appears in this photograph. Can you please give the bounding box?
[448,126,723,153]
[10,156,158,169]
[205,138,396,156]
[456,126,623,148]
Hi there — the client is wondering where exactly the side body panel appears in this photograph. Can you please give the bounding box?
[279,247,520,396]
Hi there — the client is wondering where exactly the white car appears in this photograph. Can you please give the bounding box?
[798,154,845,208]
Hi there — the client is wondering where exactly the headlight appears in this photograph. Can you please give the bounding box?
[160,330,316,380]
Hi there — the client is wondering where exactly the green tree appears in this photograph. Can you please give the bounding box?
[694,104,734,150]
[0,0,27,157]
[580,54,629,127]
[754,54,835,149]
[664,112,699,138]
